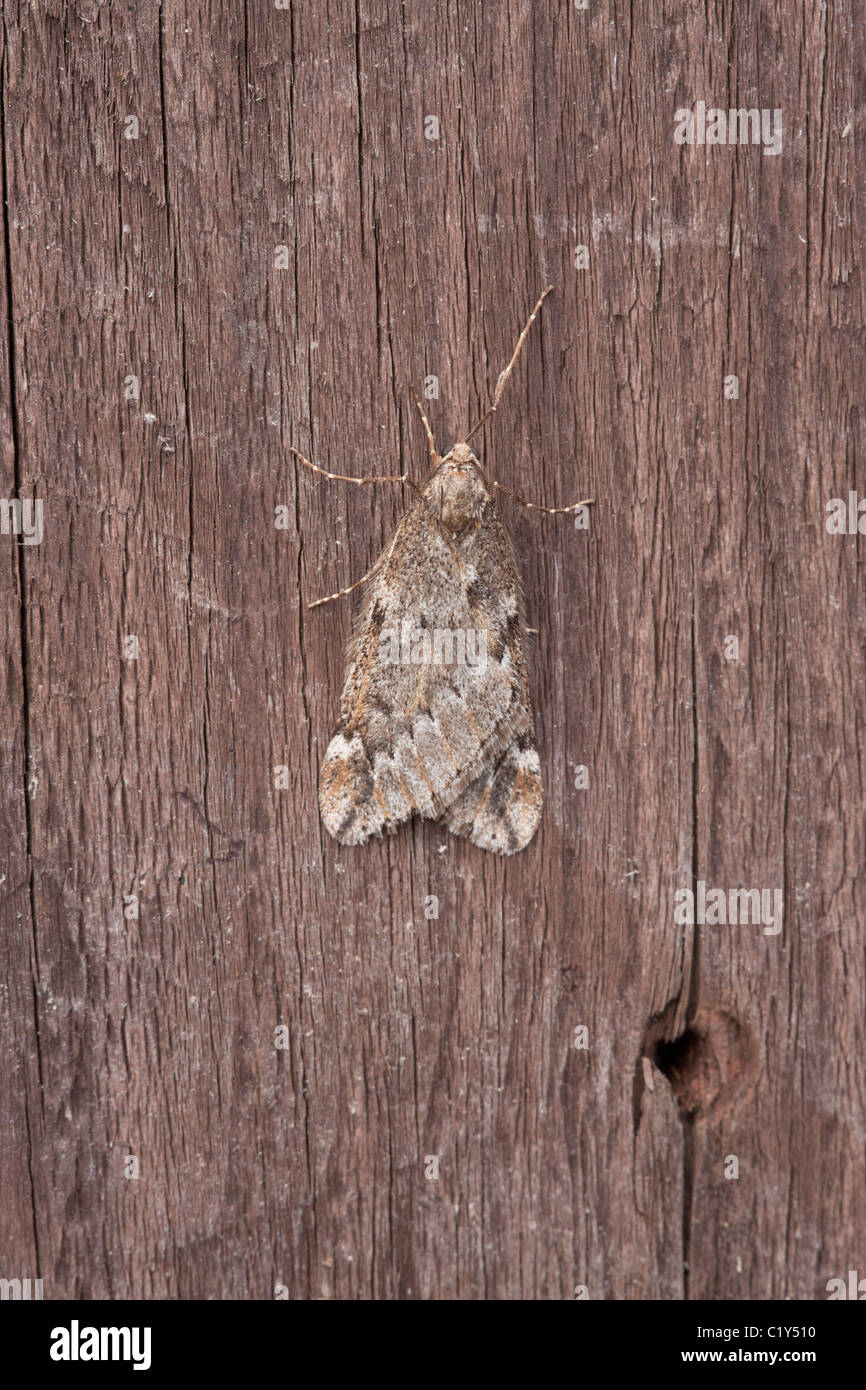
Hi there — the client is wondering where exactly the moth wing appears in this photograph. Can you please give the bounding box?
[442,732,543,854]
[319,502,534,847]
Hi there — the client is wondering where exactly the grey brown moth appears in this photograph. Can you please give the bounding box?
[292,287,590,853]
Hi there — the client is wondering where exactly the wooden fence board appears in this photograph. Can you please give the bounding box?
[0,0,862,1300]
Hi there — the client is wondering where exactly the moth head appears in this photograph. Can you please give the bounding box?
[426,441,490,534]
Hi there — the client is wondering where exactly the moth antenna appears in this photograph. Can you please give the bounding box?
[290,447,421,498]
[492,479,594,517]
[465,285,553,444]
[410,387,440,465]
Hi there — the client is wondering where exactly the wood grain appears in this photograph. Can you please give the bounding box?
[0,0,862,1299]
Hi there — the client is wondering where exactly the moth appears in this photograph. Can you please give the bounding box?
[292,287,590,854]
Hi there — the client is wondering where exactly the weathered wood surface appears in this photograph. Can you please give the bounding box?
[1,0,863,1300]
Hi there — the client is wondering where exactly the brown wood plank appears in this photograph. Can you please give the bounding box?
[0,0,862,1300]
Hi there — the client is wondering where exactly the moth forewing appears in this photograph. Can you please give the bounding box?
[317,480,540,852]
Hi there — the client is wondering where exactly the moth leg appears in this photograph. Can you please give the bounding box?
[308,560,378,610]
[290,446,419,493]
[410,388,439,465]
[492,480,594,516]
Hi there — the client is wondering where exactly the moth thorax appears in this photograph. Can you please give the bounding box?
[429,443,490,535]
